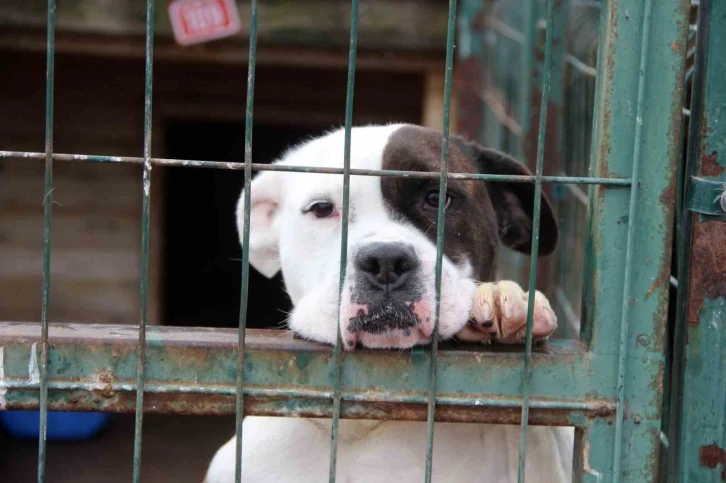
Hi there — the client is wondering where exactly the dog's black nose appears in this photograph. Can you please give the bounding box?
[355,242,418,290]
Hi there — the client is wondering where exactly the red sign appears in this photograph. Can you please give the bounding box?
[168,0,242,46]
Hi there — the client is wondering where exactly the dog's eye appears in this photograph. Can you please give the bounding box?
[424,191,452,210]
[307,201,336,218]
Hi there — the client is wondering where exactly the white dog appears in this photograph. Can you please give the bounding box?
[204,124,573,483]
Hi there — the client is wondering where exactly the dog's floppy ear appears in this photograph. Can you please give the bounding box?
[468,143,558,256]
[235,170,283,278]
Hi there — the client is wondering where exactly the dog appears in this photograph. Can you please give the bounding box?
[204,124,574,483]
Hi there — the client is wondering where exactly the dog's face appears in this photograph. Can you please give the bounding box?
[237,124,557,349]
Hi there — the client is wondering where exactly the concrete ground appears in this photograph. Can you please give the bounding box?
[0,413,235,483]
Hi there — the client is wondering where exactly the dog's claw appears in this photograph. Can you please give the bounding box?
[457,281,558,345]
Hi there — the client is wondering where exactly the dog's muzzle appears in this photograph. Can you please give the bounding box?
[347,242,424,339]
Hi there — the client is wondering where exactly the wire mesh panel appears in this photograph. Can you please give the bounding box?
[0,0,697,482]
[458,0,690,480]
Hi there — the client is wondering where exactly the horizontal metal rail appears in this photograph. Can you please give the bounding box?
[485,17,525,45]
[0,322,616,426]
[0,151,631,185]
[565,53,598,77]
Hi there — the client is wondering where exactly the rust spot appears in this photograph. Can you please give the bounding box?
[660,175,677,212]
[670,41,681,53]
[4,387,616,426]
[647,361,665,407]
[687,219,726,325]
[699,443,726,480]
[646,268,669,299]
[97,372,115,398]
[702,151,725,177]
[596,48,616,178]
[647,151,678,350]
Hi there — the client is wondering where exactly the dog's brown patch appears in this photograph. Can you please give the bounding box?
[381,125,558,282]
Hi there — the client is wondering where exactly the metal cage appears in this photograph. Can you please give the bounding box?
[0,0,724,481]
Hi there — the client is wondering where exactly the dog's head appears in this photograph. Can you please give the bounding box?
[237,124,557,349]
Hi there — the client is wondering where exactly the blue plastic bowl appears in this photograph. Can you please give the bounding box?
[0,410,112,441]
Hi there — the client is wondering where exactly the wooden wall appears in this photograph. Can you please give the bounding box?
[0,51,148,325]
[0,48,434,326]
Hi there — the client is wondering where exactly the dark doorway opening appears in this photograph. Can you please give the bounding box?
[163,121,326,329]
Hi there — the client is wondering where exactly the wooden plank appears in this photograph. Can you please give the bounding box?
[0,0,448,52]
[0,165,142,212]
[2,249,139,282]
[0,214,140,250]
[0,278,139,325]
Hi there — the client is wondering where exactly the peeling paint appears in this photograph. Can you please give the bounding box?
[28,342,39,383]
[583,440,603,482]
[699,443,726,480]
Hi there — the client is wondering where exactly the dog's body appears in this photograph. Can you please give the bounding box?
[204,124,573,483]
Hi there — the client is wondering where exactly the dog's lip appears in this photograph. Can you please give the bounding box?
[342,324,433,350]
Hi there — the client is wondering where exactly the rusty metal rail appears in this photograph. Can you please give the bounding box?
[0,322,614,426]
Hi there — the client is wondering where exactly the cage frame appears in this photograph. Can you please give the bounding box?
[0,0,696,481]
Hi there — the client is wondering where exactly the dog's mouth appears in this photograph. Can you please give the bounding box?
[347,301,420,335]
[342,300,432,350]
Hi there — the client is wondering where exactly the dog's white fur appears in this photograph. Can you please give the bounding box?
[205,125,574,483]
[238,125,474,348]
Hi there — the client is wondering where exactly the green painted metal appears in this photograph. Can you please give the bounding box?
[132,0,156,481]
[686,176,726,216]
[329,1,359,481]
[234,0,258,481]
[658,9,699,474]
[0,323,615,422]
[668,0,726,480]
[678,297,726,481]
[424,1,457,481]
[612,0,654,479]
[518,0,555,479]
[0,0,707,481]
[580,0,687,480]
[37,0,56,481]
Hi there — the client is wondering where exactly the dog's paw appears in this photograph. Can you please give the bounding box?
[456,281,557,344]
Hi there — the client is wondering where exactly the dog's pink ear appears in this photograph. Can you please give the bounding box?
[466,143,559,256]
[235,171,282,278]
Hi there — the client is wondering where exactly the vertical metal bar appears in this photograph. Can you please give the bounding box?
[670,0,726,480]
[660,30,695,480]
[579,418,615,483]
[234,1,258,482]
[132,0,155,481]
[611,1,653,480]
[37,0,56,481]
[582,0,686,478]
[424,1,457,482]
[517,0,554,480]
[328,1,359,481]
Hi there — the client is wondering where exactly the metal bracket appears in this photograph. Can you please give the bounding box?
[686,176,726,216]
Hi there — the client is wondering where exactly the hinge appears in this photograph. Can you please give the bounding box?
[686,176,726,216]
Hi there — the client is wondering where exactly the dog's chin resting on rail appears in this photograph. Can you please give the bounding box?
[203,124,574,483]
